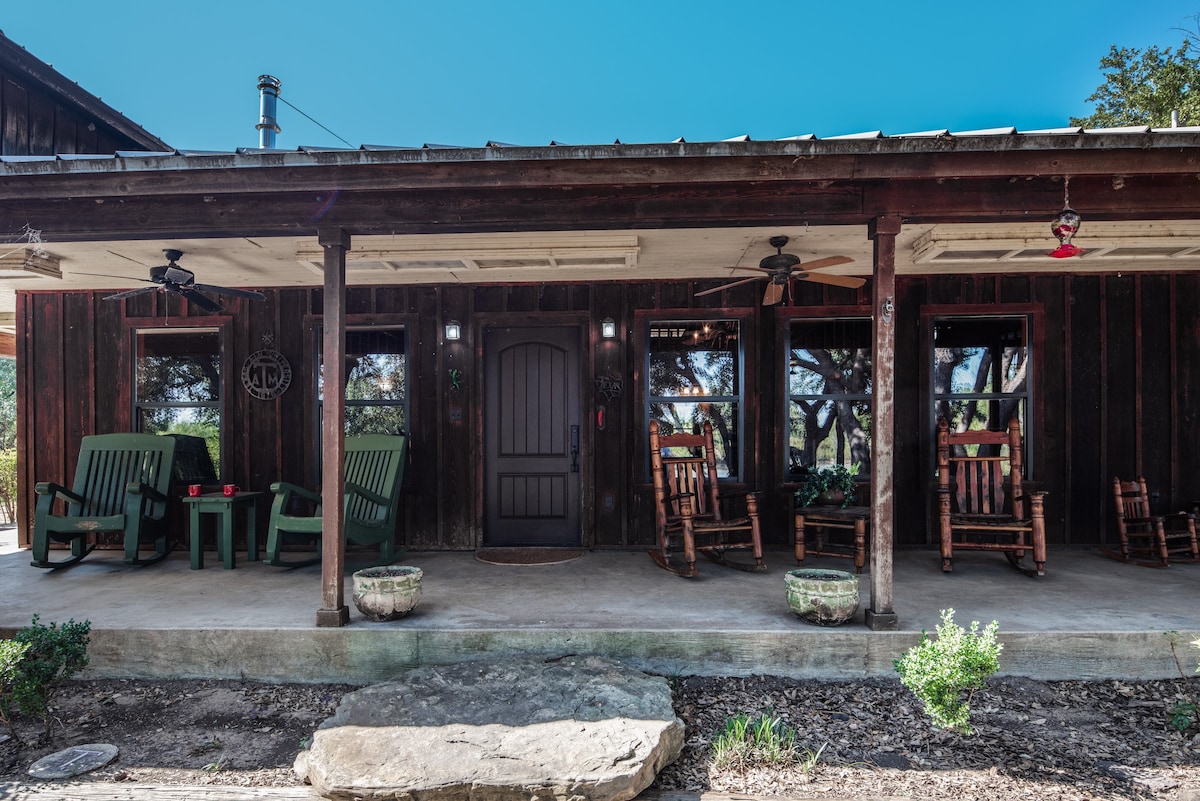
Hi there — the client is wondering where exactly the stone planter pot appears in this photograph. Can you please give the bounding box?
[785,568,860,626]
[352,565,423,622]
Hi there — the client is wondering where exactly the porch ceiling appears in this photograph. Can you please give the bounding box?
[2,131,1199,329]
[2,219,1200,301]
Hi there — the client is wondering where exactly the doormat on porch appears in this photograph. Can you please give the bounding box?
[474,548,584,566]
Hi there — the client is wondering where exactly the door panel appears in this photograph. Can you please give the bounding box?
[484,326,581,546]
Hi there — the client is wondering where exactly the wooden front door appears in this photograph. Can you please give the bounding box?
[483,326,582,546]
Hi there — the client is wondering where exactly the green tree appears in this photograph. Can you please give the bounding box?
[1071,32,1200,127]
[0,357,15,451]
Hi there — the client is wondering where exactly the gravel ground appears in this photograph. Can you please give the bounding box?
[0,674,1198,799]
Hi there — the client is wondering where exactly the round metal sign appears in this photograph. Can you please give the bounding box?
[242,349,292,400]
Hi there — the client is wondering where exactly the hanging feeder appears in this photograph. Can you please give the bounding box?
[1049,178,1083,258]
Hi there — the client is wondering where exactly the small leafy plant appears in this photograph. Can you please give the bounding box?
[710,710,825,771]
[0,615,91,742]
[795,463,860,508]
[894,608,1002,734]
[1164,631,1200,732]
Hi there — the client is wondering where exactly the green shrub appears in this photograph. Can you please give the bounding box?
[0,448,17,524]
[0,615,91,741]
[894,608,1002,734]
[0,638,31,741]
[1164,631,1200,732]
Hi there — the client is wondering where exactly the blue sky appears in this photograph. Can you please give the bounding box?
[2,1,1197,151]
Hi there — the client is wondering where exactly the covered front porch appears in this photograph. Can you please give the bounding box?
[1,531,1195,684]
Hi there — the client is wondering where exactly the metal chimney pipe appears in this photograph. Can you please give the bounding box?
[1172,109,1181,128]
[256,75,282,149]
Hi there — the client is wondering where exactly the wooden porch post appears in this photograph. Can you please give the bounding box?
[316,228,350,627]
[866,216,901,631]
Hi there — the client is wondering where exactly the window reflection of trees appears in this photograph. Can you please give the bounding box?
[135,330,221,473]
[931,317,1031,472]
[648,321,741,479]
[318,328,408,436]
[788,320,871,478]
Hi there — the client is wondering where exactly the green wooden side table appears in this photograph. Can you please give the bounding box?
[184,492,261,569]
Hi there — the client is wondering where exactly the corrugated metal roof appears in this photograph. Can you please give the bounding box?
[0,125,1198,169]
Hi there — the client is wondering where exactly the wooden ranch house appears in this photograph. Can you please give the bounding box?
[2,32,1199,628]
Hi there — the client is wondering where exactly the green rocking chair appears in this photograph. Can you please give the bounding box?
[264,434,408,567]
[32,433,177,568]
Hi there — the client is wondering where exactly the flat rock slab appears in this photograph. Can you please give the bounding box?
[297,656,684,801]
[28,743,118,778]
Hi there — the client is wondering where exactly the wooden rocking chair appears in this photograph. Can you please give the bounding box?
[1107,476,1199,567]
[264,434,408,567]
[935,416,1047,576]
[649,420,765,577]
[32,433,177,568]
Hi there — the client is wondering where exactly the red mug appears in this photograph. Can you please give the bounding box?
[223,484,239,497]
[187,484,202,497]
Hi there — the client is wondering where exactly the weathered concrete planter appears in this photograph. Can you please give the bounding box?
[352,565,423,622]
[785,568,860,626]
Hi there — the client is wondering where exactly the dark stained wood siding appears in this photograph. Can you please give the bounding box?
[16,271,1200,555]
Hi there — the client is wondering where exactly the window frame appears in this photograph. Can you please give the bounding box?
[636,308,755,485]
[781,312,874,483]
[314,324,411,436]
[130,323,227,479]
[920,304,1043,480]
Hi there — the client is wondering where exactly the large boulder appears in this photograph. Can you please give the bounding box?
[296,655,684,801]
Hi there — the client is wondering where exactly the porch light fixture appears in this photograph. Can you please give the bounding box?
[1049,177,1083,259]
[444,320,462,341]
[600,318,617,339]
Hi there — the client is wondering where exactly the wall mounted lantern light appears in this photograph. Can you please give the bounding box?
[600,318,617,339]
[444,320,462,341]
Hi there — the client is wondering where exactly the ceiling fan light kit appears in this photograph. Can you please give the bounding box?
[694,235,863,305]
[101,249,266,313]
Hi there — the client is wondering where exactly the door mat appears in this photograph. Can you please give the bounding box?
[474,548,584,566]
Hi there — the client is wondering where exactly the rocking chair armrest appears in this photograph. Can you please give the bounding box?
[719,490,761,502]
[34,481,83,504]
[344,481,388,506]
[269,481,321,503]
[125,481,167,503]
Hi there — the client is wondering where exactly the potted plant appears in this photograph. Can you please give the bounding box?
[795,464,860,508]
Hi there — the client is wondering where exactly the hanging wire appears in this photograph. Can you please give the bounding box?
[1062,175,1070,209]
[276,95,355,148]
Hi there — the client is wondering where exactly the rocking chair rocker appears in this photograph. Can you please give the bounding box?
[649,420,765,577]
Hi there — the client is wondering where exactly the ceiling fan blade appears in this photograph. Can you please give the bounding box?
[177,287,225,313]
[694,276,763,297]
[761,282,785,306]
[102,286,158,301]
[797,272,867,289]
[799,255,854,271]
[192,283,267,301]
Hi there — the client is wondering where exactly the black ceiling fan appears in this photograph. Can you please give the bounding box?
[695,235,864,306]
[101,249,266,313]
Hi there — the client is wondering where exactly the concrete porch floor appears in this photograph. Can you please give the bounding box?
[0,532,1197,684]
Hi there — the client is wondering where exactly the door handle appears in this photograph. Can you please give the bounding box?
[570,425,580,473]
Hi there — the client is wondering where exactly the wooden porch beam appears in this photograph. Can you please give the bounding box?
[1,175,1198,243]
[866,215,901,631]
[316,228,350,628]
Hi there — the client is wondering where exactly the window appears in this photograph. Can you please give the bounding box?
[317,327,409,435]
[786,318,872,480]
[930,315,1032,470]
[134,328,222,477]
[646,319,743,479]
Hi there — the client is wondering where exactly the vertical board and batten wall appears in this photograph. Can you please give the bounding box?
[16,272,1200,554]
